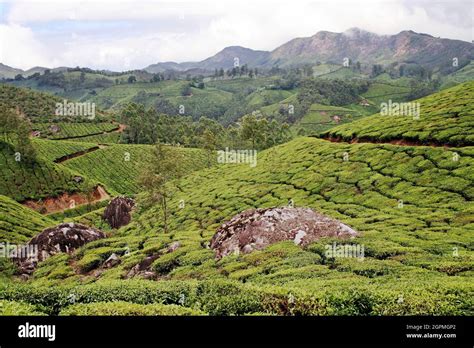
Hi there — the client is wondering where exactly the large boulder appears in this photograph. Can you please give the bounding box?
[15,222,106,276]
[102,197,135,229]
[210,207,357,259]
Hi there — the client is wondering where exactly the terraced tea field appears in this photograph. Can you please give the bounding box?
[0,141,96,202]
[0,195,54,243]
[324,81,474,146]
[16,136,471,315]
[32,139,99,162]
[61,143,209,195]
[32,122,119,140]
[0,72,472,317]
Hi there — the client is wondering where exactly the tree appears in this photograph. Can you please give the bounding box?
[0,106,36,164]
[128,75,137,84]
[151,74,161,82]
[14,74,24,81]
[240,114,266,149]
[371,64,383,77]
[138,143,185,233]
[181,84,192,96]
[200,129,218,168]
[120,103,154,144]
[399,65,405,77]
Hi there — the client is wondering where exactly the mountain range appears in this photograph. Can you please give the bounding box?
[1,28,473,78]
[144,28,473,73]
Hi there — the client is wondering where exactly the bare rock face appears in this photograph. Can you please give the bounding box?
[15,223,106,276]
[210,207,357,259]
[102,197,135,229]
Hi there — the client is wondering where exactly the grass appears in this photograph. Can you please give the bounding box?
[0,194,54,243]
[62,144,209,195]
[324,81,474,146]
[32,138,98,162]
[19,136,473,315]
[0,141,96,201]
[32,122,118,140]
[0,76,472,316]
[0,84,60,120]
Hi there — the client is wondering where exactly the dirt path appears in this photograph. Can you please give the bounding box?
[43,123,126,141]
[54,146,101,163]
[320,135,457,148]
[22,185,110,215]
[116,123,126,133]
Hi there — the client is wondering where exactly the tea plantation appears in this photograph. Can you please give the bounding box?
[0,195,54,243]
[0,141,97,201]
[32,122,119,140]
[0,80,472,316]
[324,81,474,146]
[62,144,209,195]
[3,136,470,316]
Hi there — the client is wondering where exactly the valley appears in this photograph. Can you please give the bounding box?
[0,27,473,318]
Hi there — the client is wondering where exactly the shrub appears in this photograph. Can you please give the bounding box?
[60,301,205,316]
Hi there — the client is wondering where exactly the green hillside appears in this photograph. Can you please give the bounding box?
[17,136,473,315]
[0,69,472,317]
[324,81,474,146]
[32,122,119,140]
[0,85,60,120]
[0,194,54,243]
[32,139,99,162]
[441,62,474,89]
[62,144,209,195]
[0,141,96,201]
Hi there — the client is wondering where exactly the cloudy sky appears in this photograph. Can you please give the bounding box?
[0,0,472,71]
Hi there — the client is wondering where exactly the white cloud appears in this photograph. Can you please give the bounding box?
[0,23,50,69]
[0,0,471,71]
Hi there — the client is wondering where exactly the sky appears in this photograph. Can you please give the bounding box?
[0,0,472,71]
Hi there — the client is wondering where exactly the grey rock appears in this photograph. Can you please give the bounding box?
[210,207,358,259]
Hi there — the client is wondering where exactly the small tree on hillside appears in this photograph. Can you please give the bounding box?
[240,114,266,149]
[200,129,218,168]
[138,143,185,233]
[181,84,192,96]
[0,106,36,164]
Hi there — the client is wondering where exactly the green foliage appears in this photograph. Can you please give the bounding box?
[32,122,118,140]
[0,141,95,201]
[324,81,474,146]
[32,138,98,162]
[0,300,46,315]
[0,194,54,243]
[0,84,61,121]
[63,143,208,195]
[0,105,37,164]
[297,78,369,107]
[59,301,205,315]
